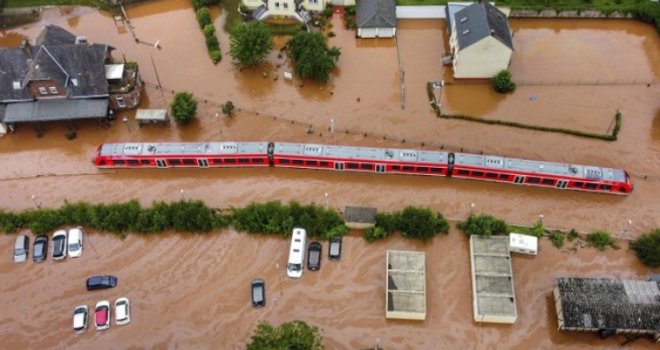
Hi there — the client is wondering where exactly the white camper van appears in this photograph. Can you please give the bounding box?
[287,228,307,278]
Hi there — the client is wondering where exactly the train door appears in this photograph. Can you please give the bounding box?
[513,175,525,184]
[375,164,386,173]
[334,162,344,171]
[198,159,209,168]
[156,159,167,168]
[556,180,568,189]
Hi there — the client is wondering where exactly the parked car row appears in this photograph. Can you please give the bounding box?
[73,298,130,333]
[12,227,85,263]
[307,236,342,272]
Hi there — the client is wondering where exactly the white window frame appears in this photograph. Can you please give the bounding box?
[116,96,126,108]
[49,86,58,94]
[38,87,48,95]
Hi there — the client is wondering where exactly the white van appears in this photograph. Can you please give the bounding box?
[68,227,84,258]
[287,228,306,278]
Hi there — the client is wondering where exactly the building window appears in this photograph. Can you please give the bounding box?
[38,87,48,95]
[462,29,470,35]
[116,97,126,108]
[49,86,58,94]
[283,2,288,8]
[275,1,280,8]
[460,17,468,23]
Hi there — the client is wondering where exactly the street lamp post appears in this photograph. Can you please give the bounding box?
[324,192,329,209]
[31,194,42,209]
[180,189,185,201]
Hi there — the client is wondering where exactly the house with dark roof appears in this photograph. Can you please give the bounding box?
[243,0,325,23]
[0,24,142,130]
[447,1,513,78]
[356,0,396,38]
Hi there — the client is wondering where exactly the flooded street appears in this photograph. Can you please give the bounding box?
[0,1,659,348]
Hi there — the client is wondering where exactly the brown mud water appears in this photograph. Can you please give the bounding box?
[0,3,659,348]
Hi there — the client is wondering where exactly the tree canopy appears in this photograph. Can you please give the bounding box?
[229,21,273,68]
[288,32,340,83]
[170,92,197,124]
[491,69,516,94]
[630,229,660,267]
[246,320,324,350]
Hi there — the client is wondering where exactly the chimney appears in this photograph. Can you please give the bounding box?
[75,36,88,44]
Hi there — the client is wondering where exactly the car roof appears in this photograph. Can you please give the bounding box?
[14,235,26,247]
[53,229,67,237]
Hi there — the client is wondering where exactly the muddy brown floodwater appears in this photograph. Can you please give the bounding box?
[0,1,659,349]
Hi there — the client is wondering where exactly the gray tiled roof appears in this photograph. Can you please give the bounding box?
[3,98,108,123]
[46,44,109,97]
[356,0,396,28]
[35,24,77,46]
[455,1,513,51]
[0,48,32,102]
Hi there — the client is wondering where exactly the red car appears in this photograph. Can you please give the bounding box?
[95,300,110,330]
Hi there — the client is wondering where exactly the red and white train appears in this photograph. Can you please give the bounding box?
[94,141,633,195]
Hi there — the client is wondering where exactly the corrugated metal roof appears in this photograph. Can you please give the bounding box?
[455,1,513,51]
[3,99,108,123]
[356,0,397,28]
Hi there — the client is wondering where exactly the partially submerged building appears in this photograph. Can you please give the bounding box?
[446,1,513,79]
[344,206,377,229]
[386,250,426,320]
[356,0,397,38]
[469,235,517,324]
[554,277,660,341]
[246,0,325,23]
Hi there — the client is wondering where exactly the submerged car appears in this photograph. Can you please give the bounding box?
[95,301,110,331]
[251,278,266,308]
[307,242,322,271]
[115,298,130,326]
[33,235,48,263]
[13,235,29,263]
[328,236,342,261]
[73,305,88,334]
[52,230,67,260]
[86,275,118,291]
[67,227,84,258]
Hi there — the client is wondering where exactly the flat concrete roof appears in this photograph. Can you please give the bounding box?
[386,250,426,320]
[470,235,517,324]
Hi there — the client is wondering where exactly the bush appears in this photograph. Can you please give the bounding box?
[491,69,516,94]
[288,31,341,83]
[398,206,449,240]
[328,31,336,38]
[247,320,323,350]
[206,34,220,51]
[210,50,222,63]
[196,7,211,28]
[458,214,508,237]
[192,0,219,10]
[170,92,197,124]
[169,200,214,233]
[322,5,333,18]
[25,209,64,235]
[630,229,660,267]
[586,230,617,251]
[203,23,216,38]
[567,228,580,241]
[363,226,391,243]
[0,210,25,233]
[229,21,273,68]
[549,230,565,248]
[346,5,356,15]
[374,212,400,235]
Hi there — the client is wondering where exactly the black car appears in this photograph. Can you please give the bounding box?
[307,242,322,271]
[32,235,48,263]
[52,231,67,260]
[328,236,342,261]
[251,278,266,308]
[86,275,118,291]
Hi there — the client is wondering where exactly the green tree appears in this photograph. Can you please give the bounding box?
[586,230,617,251]
[398,206,449,240]
[196,7,211,28]
[170,92,198,124]
[221,100,235,118]
[491,69,516,94]
[288,31,340,83]
[229,21,273,68]
[630,229,660,267]
[458,214,508,237]
[203,23,215,38]
[246,320,324,350]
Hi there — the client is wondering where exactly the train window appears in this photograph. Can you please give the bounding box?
[239,158,250,164]
[320,161,329,167]
[498,174,509,180]
[573,181,584,187]
[183,159,195,165]
[486,172,497,178]
[457,169,469,176]
[361,163,374,170]
[472,171,484,177]
[213,158,223,164]
[347,163,359,169]
[417,167,428,172]
[403,166,414,172]
[169,159,181,165]
[293,159,304,165]
[141,159,150,165]
[542,178,555,185]
[585,183,598,189]
[113,159,125,165]
[600,184,612,191]
[527,177,540,183]
[127,159,139,166]
[306,160,318,166]
[225,158,236,164]
[279,158,289,164]
[431,168,442,173]
[252,158,264,163]
[391,165,401,171]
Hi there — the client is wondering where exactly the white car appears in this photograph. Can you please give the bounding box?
[67,227,84,258]
[52,230,67,260]
[115,297,130,326]
[95,301,110,331]
[73,305,88,334]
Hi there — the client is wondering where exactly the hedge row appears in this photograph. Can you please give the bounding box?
[195,6,221,63]
[0,200,346,239]
[364,206,449,242]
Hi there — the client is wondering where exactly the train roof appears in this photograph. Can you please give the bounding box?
[274,143,448,163]
[98,142,269,157]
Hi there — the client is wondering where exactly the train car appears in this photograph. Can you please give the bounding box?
[272,143,450,176]
[93,142,271,168]
[93,141,633,195]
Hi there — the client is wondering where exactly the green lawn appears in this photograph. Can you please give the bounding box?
[5,0,116,12]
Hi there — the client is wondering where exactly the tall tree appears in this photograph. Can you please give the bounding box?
[246,320,324,350]
[170,92,197,124]
[288,31,340,83]
[229,21,273,68]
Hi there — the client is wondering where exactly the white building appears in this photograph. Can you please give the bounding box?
[246,0,326,23]
[446,1,513,79]
[356,0,397,38]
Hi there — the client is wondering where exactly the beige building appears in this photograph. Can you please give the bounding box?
[447,1,513,79]
[385,250,426,321]
[247,0,326,23]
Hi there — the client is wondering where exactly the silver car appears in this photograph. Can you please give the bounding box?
[13,235,29,263]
